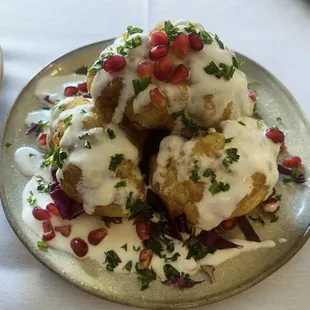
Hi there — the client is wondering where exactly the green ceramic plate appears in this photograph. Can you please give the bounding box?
[1,40,310,308]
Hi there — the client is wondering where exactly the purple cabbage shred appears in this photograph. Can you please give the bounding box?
[162,278,204,289]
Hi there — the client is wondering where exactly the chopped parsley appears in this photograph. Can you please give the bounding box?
[121,243,128,252]
[115,181,126,188]
[132,77,152,95]
[81,109,87,114]
[63,115,73,127]
[162,20,181,44]
[190,161,200,183]
[75,65,88,75]
[37,240,48,250]
[253,102,262,119]
[214,34,224,49]
[126,192,153,220]
[257,119,264,129]
[123,261,132,272]
[36,120,49,132]
[41,147,68,169]
[204,61,235,81]
[125,26,143,39]
[83,140,92,149]
[249,215,265,225]
[283,177,293,184]
[133,245,141,252]
[209,180,230,196]
[203,168,216,181]
[276,116,282,123]
[135,263,156,291]
[107,128,115,139]
[247,81,257,90]
[104,250,122,272]
[225,137,233,143]
[222,148,240,170]
[232,56,244,69]
[172,110,200,134]
[145,239,164,257]
[275,194,282,201]
[184,23,196,33]
[116,45,127,56]
[238,121,246,126]
[199,30,213,44]
[29,153,35,157]
[124,35,142,49]
[88,52,113,73]
[36,176,51,193]
[5,142,12,147]
[270,214,279,223]
[78,133,90,140]
[27,192,37,206]
[185,237,216,261]
[163,264,180,279]
[163,252,180,263]
[109,153,123,172]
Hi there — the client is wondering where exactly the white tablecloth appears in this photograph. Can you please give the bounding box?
[1,0,310,309]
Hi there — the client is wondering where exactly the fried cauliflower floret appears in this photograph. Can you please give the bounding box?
[87,20,253,132]
[150,117,280,230]
[49,97,145,217]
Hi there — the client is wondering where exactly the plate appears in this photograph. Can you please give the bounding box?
[1,40,310,309]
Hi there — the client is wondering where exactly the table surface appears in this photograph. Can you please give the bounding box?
[1,0,310,309]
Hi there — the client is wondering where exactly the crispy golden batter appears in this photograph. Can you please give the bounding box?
[150,133,270,226]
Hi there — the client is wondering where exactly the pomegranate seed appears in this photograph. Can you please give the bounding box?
[170,64,189,84]
[32,207,51,221]
[265,128,285,143]
[54,225,71,237]
[283,156,302,168]
[149,45,169,61]
[280,143,287,152]
[88,228,108,245]
[248,89,256,102]
[149,88,167,110]
[137,60,153,78]
[64,86,79,97]
[151,31,169,46]
[46,203,59,216]
[37,133,47,148]
[103,55,126,73]
[70,238,88,257]
[171,34,190,57]
[77,82,88,93]
[136,221,152,241]
[138,249,153,269]
[153,57,173,81]
[262,197,280,213]
[42,219,56,241]
[188,32,203,51]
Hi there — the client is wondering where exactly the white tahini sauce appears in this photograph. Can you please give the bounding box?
[48,97,143,215]
[90,20,253,126]
[278,238,287,244]
[35,74,87,104]
[153,117,280,231]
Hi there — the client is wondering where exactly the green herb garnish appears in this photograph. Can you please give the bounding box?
[238,121,246,126]
[36,176,51,193]
[123,260,132,272]
[253,102,262,119]
[84,140,92,149]
[135,263,156,291]
[184,23,196,33]
[215,34,224,49]
[185,237,216,261]
[249,215,265,225]
[225,137,233,143]
[283,177,293,184]
[29,153,35,157]
[78,133,89,140]
[104,250,122,272]
[173,110,200,134]
[199,30,213,44]
[275,194,282,201]
[270,214,279,223]
[109,153,123,172]
[145,239,163,257]
[132,77,152,95]
[27,193,37,206]
[163,252,180,263]
[276,117,282,123]
[126,192,153,220]
[232,56,244,69]
[222,148,240,170]
[190,161,200,183]
[37,240,48,250]
[107,128,115,139]
[162,20,181,44]
[75,65,88,75]
[37,120,49,132]
[163,264,180,279]
[115,181,126,188]
[81,109,87,114]
[209,180,230,195]
[41,147,68,169]
[121,243,128,252]
[124,35,142,49]
[5,142,12,147]
[116,45,127,56]
[203,168,216,182]
[133,245,141,252]
[204,61,235,80]
[63,115,73,127]
[125,26,143,39]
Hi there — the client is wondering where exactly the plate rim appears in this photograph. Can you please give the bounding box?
[1,40,310,309]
